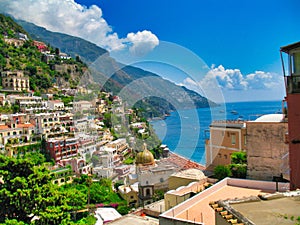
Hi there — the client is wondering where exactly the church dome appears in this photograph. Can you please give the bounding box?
[135,144,155,166]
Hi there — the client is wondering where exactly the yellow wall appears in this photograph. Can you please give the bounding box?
[169,177,200,191]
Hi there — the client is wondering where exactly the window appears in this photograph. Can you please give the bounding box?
[292,52,300,75]
[224,154,228,159]
[160,178,164,183]
[231,134,236,145]
[244,134,247,145]
[146,188,151,196]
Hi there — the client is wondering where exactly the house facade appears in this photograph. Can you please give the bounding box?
[2,71,30,92]
[205,121,247,170]
[46,137,79,162]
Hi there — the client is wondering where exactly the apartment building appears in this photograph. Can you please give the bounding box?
[2,71,30,92]
[46,137,79,162]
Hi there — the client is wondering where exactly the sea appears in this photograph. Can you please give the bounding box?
[150,100,284,166]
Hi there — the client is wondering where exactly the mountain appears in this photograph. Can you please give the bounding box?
[17,20,107,64]
[16,19,217,117]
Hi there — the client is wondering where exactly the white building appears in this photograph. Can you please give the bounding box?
[73,101,93,112]
[47,100,64,111]
[94,207,122,225]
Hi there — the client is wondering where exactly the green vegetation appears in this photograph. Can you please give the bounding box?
[214,165,232,180]
[231,151,247,164]
[0,154,108,224]
[123,157,135,165]
[0,14,28,38]
[63,176,129,214]
[214,151,247,180]
[0,154,85,224]
[0,14,87,93]
[152,189,165,201]
[280,214,300,225]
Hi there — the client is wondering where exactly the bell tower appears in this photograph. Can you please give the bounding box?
[281,41,300,190]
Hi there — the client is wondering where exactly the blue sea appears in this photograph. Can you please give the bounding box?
[150,100,284,165]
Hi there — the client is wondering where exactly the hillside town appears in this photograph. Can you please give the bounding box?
[0,14,300,225]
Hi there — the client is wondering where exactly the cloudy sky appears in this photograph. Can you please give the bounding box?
[1,0,299,102]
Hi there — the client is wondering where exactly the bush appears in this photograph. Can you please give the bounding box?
[117,204,131,215]
[229,164,247,178]
[214,165,232,180]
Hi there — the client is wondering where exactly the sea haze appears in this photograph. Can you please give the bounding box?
[150,100,284,165]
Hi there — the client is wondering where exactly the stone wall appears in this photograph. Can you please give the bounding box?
[246,122,289,181]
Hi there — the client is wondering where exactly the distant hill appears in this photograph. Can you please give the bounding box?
[17,20,107,64]
[17,19,217,117]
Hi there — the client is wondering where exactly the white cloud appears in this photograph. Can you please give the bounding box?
[0,0,159,52]
[200,65,283,91]
[127,31,159,56]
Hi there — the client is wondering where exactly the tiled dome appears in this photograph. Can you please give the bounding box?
[135,143,155,166]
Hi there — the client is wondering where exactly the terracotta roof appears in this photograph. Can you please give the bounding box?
[166,152,206,170]
[16,123,34,128]
[0,125,9,130]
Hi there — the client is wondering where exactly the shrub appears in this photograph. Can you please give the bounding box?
[214,165,232,180]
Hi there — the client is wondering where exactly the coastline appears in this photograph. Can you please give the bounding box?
[151,101,283,166]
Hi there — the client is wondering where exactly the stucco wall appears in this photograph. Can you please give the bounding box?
[205,125,246,170]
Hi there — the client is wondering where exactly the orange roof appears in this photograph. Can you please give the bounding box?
[166,152,206,170]
[16,123,34,128]
[0,125,9,130]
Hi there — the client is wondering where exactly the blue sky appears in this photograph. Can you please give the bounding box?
[77,0,300,74]
[1,0,300,102]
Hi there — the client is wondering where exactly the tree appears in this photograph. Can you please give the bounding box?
[214,165,232,180]
[0,155,85,224]
[55,47,60,55]
[231,151,247,164]
[11,104,20,113]
[0,219,27,225]
[230,151,247,178]
[23,152,45,165]
[0,155,40,223]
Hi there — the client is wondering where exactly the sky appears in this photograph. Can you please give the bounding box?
[1,0,300,102]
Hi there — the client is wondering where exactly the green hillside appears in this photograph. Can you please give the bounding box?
[0,14,87,93]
